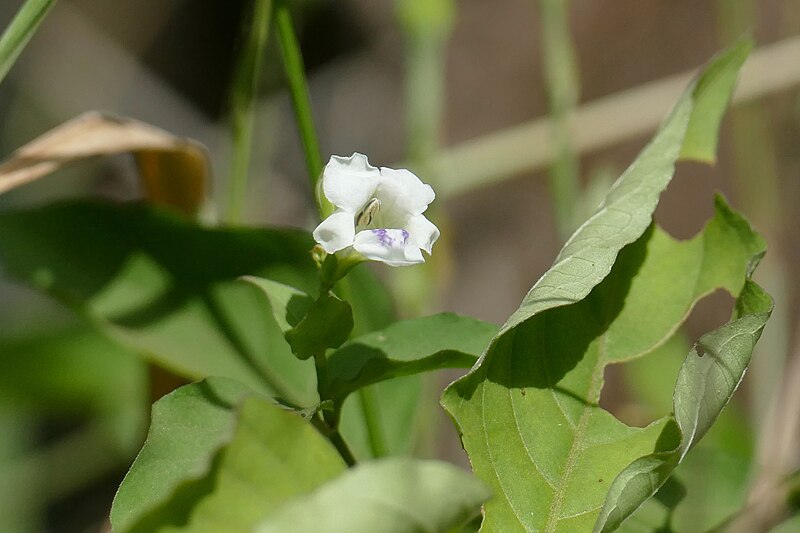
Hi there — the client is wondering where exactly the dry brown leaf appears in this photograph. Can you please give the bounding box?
[0,111,208,215]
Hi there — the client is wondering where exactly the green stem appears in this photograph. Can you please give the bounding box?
[539,0,580,242]
[310,412,356,467]
[0,0,56,85]
[274,0,324,209]
[358,386,388,458]
[314,350,329,399]
[224,0,273,224]
[327,427,357,467]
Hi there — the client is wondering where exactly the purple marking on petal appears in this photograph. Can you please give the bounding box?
[401,229,409,243]
[372,228,394,246]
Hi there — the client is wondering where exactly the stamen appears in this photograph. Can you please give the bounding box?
[356,198,381,228]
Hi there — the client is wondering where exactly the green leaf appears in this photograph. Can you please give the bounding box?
[0,0,56,85]
[500,39,751,335]
[124,393,346,532]
[111,378,257,532]
[621,332,756,532]
[0,327,145,417]
[0,326,148,453]
[255,458,490,533]
[240,276,313,334]
[327,313,497,401]
[595,280,771,533]
[441,41,758,532]
[243,276,354,361]
[0,200,319,405]
[679,37,752,162]
[285,293,353,359]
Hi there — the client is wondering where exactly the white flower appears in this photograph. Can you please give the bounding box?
[313,153,439,267]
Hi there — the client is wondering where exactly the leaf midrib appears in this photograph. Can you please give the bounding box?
[543,334,607,533]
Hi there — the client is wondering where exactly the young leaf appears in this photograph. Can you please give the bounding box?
[441,41,757,532]
[242,277,354,360]
[0,200,319,405]
[124,393,346,532]
[111,377,257,532]
[285,293,353,359]
[255,458,491,533]
[327,312,498,401]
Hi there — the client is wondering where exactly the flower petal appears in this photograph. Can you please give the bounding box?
[405,214,440,254]
[322,153,381,211]
[377,167,435,216]
[353,229,424,266]
[313,210,355,254]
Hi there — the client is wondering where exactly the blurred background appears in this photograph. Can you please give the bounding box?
[0,0,798,531]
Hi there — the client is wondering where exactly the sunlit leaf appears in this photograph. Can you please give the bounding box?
[111,378,257,532]
[441,41,762,532]
[679,37,752,162]
[120,392,346,532]
[327,313,497,401]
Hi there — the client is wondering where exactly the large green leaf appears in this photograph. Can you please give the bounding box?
[121,391,347,532]
[441,41,757,532]
[256,458,491,533]
[327,312,497,401]
[0,200,319,405]
[111,378,257,532]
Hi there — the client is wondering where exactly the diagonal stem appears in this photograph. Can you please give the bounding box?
[274,0,324,210]
[0,0,56,85]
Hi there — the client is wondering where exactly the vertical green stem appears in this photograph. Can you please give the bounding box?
[313,351,329,399]
[274,0,324,209]
[358,387,388,458]
[538,0,580,242]
[404,24,447,173]
[0,0,56,85]
[272,1,364,464]
[392,0,455,459]
[394,0,454,318]
[335,274,389,458]
[224,0,273,224]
